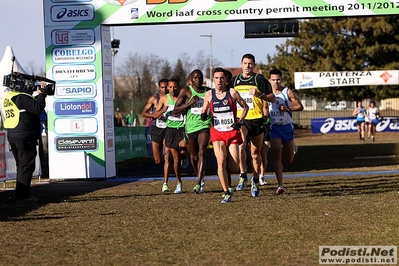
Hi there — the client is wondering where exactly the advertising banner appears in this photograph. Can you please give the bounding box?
[311,116,399,134]
[43,1,399,27]
[114,127,148,162]
[295,70,399,90]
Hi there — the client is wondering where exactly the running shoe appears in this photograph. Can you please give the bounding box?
[16,196,39,205]
[221,188,233,198]
[220,193,232,203]
[174,183,182,194]
[193,184,201,193]
[259,176,267,186]
[372,136,375,142]
[251,179,260,197]
[235,173,248,191]
[200,180,205,193]
[180,157,189,169]
[162,183,170,193]
[276,185,285,195]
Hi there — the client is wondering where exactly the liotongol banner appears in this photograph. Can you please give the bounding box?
[295,70,399,90]
[43,0,399,27]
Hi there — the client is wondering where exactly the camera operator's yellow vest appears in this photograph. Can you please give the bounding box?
[3,91,34,129]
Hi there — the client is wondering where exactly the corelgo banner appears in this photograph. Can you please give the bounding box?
[295,70,399,90]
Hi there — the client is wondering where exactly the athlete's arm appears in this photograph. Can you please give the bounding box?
[153,95,168,119]
[352,107,359,116]
[287,88,303,112]
[263,99,269,118]
[141,94,157,119]
[231,88,248,122]
[201,90,211,115]
[173,87,194,116]
[253,75,276,103]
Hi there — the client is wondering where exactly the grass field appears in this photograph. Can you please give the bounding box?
[0,131,398,266]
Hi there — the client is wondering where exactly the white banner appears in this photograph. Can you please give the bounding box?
[43,0,399,27]
[295,70,399,89]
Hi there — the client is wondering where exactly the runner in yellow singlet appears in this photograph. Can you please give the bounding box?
[230,53,275,197]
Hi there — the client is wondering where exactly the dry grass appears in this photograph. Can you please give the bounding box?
[0,130,398,266]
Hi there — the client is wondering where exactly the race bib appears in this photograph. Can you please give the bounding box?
[190,97,204,115]
[237,92,254,110]
[213,111,235,132]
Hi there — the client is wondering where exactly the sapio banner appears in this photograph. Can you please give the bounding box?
[311,117,399,134]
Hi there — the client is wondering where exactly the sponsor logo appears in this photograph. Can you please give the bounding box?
[106,116,114,131]
[103,0,137,6]
[52,29,95,46]
[131,8,139,19]
[54,118,98,134]
[53,47,95,63]
[107,136,114,150]
[320,118,357,134]
[55,136,97,151]
[55,83,96,98]
[52,64,96,81]
[377,117,399,132]
[103,80,113,100]
[55,100,97,116]
[103,65,113,80]
[51,5,94,22]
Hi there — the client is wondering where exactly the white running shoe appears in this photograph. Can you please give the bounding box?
[259,176,267,186]
[174,183,182,194]
[200,180,205,193]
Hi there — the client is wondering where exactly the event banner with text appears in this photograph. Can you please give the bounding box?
[295,70,399,90]
[43,0,399,26]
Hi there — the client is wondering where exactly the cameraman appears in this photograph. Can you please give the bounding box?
[3,83,47,203]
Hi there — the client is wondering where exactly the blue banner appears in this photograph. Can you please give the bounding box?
[311,116,399,134]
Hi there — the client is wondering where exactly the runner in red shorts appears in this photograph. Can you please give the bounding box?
[201,68,248,203]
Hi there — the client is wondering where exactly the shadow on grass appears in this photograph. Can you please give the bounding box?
[287,174,399,198]
[1,141,398,221]
[0,179,138,222]
[117,142,399,177]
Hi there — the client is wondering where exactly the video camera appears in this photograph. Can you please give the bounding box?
[2,56,55,95]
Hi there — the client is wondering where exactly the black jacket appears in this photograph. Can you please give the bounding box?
[6,93,46,144]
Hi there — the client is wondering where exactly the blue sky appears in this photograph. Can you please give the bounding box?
[0,0,286,72]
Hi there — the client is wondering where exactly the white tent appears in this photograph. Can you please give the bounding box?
[0,46,26,100]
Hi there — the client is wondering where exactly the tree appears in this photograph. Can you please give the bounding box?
[172,59,187,89]
[160,61,172,80]
[141,63,156,98]
[264,16,399,101]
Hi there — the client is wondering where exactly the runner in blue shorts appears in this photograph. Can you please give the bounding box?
[268,68,303,195]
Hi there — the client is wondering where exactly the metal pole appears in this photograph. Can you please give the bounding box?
[210,33,213,88]
[200,34,213,88]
